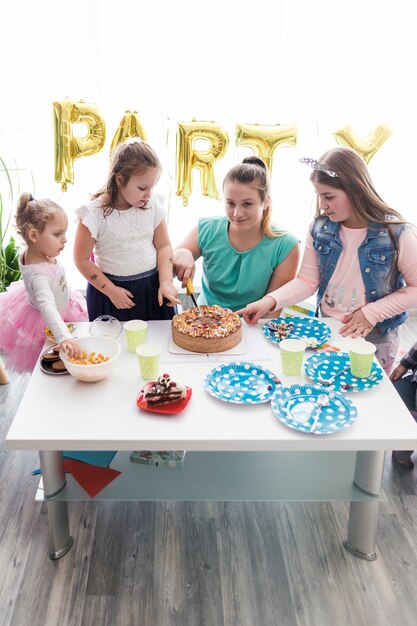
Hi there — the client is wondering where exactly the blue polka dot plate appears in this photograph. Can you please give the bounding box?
[271,384,357,435]
[304,352,383,392]
[204,362,281,404]
[262,316,331,347]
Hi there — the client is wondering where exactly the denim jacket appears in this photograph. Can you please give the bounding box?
[310,216,408,334]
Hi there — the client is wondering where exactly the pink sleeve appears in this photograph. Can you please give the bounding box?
[269,230,319,309]
[362,226,417,325]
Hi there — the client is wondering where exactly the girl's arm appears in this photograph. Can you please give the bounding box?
[341,227,417,336]
[400,342,417,369]
[153,219,180,306]
[263,244,301,317]
[73,221,135,310]
[237,231,319,324]
[390,341,417,380]
[173,225,201,287]
[30,273,82,358]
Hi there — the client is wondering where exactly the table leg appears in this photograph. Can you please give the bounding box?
[39,450,73,560]
[343,450,385,561]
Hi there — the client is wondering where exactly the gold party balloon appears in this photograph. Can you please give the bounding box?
[236,123,298,172]
[332,125,392,164]
[53,99,106,191]
[110,110,147,154]
[176,120,229,206]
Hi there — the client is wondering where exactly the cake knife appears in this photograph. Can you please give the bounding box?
[186,277,200,312]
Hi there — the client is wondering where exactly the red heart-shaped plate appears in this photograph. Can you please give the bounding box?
[137,383,192,414]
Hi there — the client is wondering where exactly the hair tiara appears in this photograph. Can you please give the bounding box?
[124,137,144,145]
[299,157,338,178]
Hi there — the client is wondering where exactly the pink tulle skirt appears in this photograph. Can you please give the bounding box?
[0,280,88,373]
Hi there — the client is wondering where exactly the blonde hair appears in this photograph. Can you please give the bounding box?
[223,156,283,238]
[15,193,65,244]
[92,140,161,216]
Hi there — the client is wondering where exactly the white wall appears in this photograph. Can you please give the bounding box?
[1,0,416,290]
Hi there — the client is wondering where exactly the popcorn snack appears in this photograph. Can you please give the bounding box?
[69,351,110,365]
[172,305,242,353]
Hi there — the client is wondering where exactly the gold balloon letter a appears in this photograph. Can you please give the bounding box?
[110,110,147,154]
[332,125,392,164]
[53,99,106,191]
[176,120,229,206]
[236,123,298,172]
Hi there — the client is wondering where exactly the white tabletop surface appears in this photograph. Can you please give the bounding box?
[6,318,417,451]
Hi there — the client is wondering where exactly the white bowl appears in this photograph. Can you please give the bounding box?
[59,336,121,382]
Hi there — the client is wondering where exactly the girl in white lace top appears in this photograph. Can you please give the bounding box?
[74,140,180,321]
[0,194,87,372]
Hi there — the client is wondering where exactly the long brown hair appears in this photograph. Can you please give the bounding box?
[92,140,161,216]
[223,156,284,238]
[311,146,406,225]
[311,146,410,286]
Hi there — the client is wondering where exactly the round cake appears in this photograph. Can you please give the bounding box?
[172,305,242,353]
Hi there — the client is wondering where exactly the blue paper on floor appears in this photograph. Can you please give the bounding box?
[32,451,117,474]
[63,451,117,467]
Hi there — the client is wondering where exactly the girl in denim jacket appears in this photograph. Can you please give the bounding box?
[238,146,417,373]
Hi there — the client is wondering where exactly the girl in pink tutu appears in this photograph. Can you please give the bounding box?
[0,193,88,372]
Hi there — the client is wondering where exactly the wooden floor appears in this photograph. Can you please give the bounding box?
[1,322,417,626]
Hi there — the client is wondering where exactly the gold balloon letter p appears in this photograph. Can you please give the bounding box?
[53,99,106,191]
[176,120,229,206]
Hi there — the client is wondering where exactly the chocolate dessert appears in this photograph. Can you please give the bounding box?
[144,373,186,406]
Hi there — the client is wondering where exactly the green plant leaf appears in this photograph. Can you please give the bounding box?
[0,152,33,291]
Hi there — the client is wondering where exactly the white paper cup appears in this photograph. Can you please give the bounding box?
[349,338,376,378]
[279,338,306,376]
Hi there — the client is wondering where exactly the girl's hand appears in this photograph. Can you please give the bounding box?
[158,281,181,307]
[235,295,276,325]
[60,338,82,359]
[389,364,408,381]
[173,249,196,287]
[108,285,135,309]
[339,309,374,338]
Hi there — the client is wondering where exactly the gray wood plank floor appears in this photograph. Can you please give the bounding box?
[1,321,417,626]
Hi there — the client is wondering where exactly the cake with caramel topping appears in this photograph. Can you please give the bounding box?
[172,305,242,353]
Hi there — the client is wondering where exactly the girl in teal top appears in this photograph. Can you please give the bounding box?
[174,156,300,312]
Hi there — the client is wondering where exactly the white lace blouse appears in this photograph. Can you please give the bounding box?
[75,195,166,276]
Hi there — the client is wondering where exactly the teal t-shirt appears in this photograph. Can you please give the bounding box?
[197,216,299,311]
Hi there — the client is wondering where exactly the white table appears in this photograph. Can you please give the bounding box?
[6,319,417,561]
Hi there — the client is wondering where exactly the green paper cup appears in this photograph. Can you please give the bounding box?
[280,338,306,376]
[136,343,161,380]
[349,339,376,378]
[124,320,148,353]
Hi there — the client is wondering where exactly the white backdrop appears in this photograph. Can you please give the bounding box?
[1,0,416,289]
